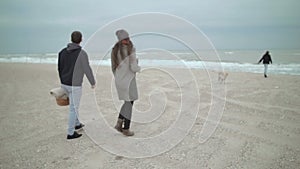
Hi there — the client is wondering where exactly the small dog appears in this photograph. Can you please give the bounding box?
[218,72,229,83]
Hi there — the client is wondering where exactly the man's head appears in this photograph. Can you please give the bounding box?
[71,31,82,44]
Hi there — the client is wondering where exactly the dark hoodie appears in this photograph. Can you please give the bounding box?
[58,43,95,86]
[259,52,272,64]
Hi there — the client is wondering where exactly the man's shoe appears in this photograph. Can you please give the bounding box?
[67,131,82,140]
[264,74,267,78]
[75,123,85,130]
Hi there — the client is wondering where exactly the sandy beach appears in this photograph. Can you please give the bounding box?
[0,62,300,169]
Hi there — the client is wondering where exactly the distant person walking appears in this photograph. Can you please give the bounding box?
[258,51,272,78]
[58,31,96,139]
[111,29,141,136]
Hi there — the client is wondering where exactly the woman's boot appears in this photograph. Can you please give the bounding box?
[122,129,134,136]
[114,118,123,132]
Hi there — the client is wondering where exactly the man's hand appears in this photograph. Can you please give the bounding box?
[91,85,96,89]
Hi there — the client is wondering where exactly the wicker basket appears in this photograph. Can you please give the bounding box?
[56,97,69,106]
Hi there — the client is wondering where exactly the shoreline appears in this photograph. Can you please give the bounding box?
[0,62,299,76]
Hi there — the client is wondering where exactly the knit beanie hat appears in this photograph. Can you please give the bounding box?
[116,29,129,41]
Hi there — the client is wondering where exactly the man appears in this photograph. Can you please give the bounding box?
[258,51,272,78]
[58,31,96,139]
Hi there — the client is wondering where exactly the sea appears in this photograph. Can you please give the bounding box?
[1,49,300,75]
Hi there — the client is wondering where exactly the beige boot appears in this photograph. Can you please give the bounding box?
[114,119,123,132]
[122,129,134,136]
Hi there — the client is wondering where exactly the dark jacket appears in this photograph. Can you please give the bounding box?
[259,53,272,64]
[58,43,95,86]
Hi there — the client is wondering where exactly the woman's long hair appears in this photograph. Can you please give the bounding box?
[111,39,133,72]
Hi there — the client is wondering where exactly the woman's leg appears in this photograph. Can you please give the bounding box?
[118,113,125,120]
[115,101,134,132]
[120,101,134,129]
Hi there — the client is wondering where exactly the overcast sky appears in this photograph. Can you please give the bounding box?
[0,0,299,54]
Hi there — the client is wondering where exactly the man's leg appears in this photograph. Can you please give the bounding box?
[68,86,82,135]
[264,64,268,77]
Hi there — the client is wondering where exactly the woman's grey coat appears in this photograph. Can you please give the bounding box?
[114,46,141,101]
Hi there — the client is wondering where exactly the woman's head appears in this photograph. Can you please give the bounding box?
[111,29,134,72]
[116,29,129,42]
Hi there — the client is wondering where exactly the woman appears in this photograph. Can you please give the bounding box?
[111,29,141,136]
